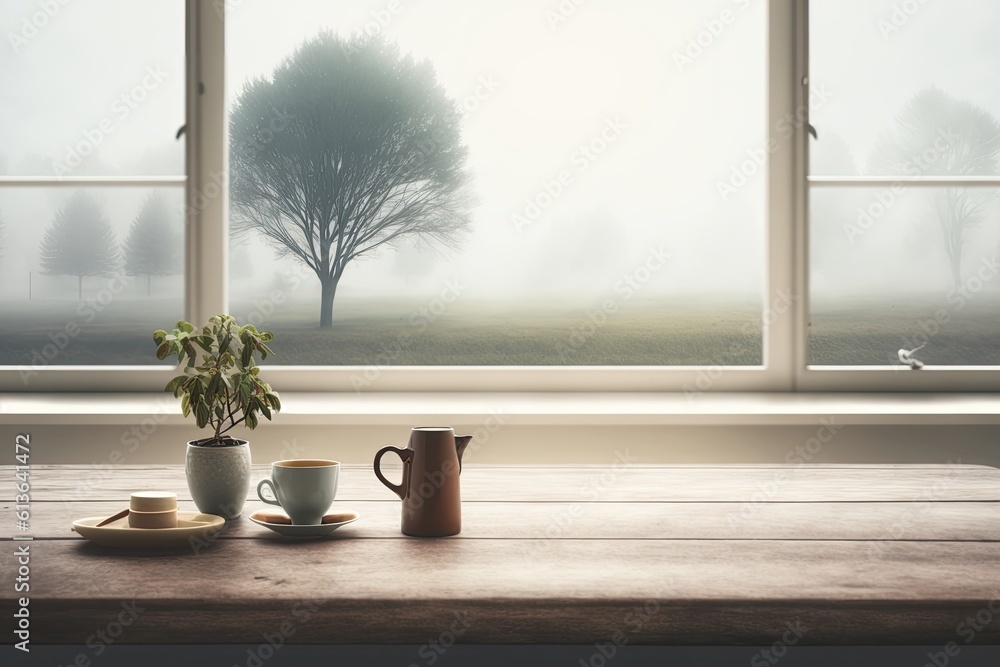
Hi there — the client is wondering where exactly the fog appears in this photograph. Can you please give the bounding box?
[227,0,767,305]
[1,0,998,313]
[810,0,1000,297]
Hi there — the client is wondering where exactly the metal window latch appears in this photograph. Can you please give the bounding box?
[175,84,204,139]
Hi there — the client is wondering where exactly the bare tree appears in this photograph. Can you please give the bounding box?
[123,191,182,295]
[40,191,119,300]
[230,32,473,328]
[869,87,1000,288]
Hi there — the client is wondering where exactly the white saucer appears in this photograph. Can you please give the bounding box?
[72,512,225,548]
[248,510,359,537]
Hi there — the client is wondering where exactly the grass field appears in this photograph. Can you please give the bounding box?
[0,292,997,367]
[809,292,1000,366]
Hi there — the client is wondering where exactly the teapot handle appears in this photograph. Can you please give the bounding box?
[374,446,412,500]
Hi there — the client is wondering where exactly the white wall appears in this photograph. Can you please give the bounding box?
[7,424,998,467]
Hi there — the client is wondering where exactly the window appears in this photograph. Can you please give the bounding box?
[808,0,1000,372]
[0,1,186,383]
[2,0,998,392]
[226,0,767,367]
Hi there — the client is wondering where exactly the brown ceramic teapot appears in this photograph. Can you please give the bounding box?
[374,427,472,537]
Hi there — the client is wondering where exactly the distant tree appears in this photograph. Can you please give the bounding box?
[40,192,119,300]
[869,87,1000,288]
[230,32,473,329]
[811,132,857,176]
[123,192,182,295]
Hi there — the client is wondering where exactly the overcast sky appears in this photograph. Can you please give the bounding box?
[1,0,997,304]
[226,0,767,303]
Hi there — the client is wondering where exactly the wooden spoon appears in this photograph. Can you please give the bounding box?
[96,508,129,527]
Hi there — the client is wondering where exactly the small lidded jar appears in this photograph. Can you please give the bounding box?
[128,491,178,529]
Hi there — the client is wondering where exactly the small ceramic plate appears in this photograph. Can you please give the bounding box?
[249,510,359,537]
[72,512,225,548]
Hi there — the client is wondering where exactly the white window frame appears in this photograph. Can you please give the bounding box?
[794,0,1000,391]
[2,0,997,394]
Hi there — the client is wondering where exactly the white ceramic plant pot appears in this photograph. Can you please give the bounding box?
[185,440,251,519]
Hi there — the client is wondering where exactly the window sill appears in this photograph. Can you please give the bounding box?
[1,392,998,426]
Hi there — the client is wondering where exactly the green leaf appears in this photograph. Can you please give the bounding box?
[194,335,214,352]
[152,314,278,433]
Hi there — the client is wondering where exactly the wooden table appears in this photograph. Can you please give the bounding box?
[3,463,1000,645]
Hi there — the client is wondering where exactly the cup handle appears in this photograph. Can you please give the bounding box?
[374,446,412,500]
[257,478,281,506]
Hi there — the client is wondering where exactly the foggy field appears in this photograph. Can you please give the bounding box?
[1,292,998,368]
[232,297,764,366]
[809,292,1000,366]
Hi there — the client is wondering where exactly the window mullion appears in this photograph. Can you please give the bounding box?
[766,0,800,391]
[187,0,227,327]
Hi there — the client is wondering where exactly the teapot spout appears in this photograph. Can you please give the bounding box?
[455,435,473,471]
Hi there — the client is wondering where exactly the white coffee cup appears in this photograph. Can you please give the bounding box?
[257,459,339,525]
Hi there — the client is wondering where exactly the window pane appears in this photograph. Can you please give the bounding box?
[810,0,1000,177]
[0,1,185,176]
[810,0,1000,368]
[227,0,766,365]
[0,188,185,370]
[809,187,1000,366]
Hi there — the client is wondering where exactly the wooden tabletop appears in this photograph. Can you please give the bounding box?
[3,463,1000,645]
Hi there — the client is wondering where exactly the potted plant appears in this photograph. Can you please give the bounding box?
[154,315,281,519]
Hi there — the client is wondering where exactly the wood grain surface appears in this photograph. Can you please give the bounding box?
[2,464,999,645]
